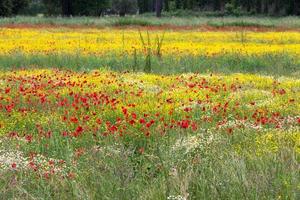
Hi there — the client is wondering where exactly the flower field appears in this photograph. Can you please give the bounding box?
[0,26,299,199]
[1,28,300,56]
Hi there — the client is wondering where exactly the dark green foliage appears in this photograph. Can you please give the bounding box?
[0,0,30,16]
[0,0,13,16]
[20,0,46,15]
[42,0,60,15]
[168,0,299,16]
[11,0,29,14]
[42,0,110,16]
[112,0,138,16]
[138,0,154,13]
[2,0,300,17]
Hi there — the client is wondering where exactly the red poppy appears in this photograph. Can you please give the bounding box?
[62,131,68,137]
[129,119,135,125]
[131,112,137,119]
[138,147,145,154]
[45,131,52,138]
[29,161,38,171]
[11,163,17,169]
[180,120,189,129]
[67,172,76,179]
[44,172,50,179]
[76,126,83,133]
[5,87,10,94]
[70,117,78,124]
[96,118,102,125]
[122,107,128,116]
[139,118,146,124]
[278,89,286,95]
[109,125,118,133]
[227,128,233,135]
[25,135,33,143]
[146,120,155,128]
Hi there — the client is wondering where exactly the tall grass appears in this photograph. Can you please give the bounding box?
[0,53,298,77]
[113,17,157,26]
[138,30,166,73]
[1,16,300,28]
[207,20,275,28]
[1,128,298,199]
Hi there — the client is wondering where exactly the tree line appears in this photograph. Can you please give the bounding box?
[0,0,299,17]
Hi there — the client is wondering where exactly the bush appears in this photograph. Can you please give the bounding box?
[233,6,243,16]
[225,3,246,16]
[225,3,234,15]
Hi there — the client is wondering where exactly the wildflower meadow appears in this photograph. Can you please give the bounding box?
[0,15,299,200]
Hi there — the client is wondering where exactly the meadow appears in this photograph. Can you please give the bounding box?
[0,17,299,199]
[0,27,300,76]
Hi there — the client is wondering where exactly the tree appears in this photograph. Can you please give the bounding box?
[112,0,137,16]
[61,0,72,16]
[0,0,29,16]
[11,0,30,14]
[293,0,300,15]
[156,0,162,17]
[137,0,152,13]
[72,0,110,16]
[164,0,169,11]
[0,0,12,16]
[40,0,298,17]
[43,0,61,15]
[175,0,181,9]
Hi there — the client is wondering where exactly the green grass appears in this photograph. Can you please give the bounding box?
[113,17,158,26]
[1,16,300,28]
[0,53,299,77]
[207,20,275,28]
[1,129,298,199]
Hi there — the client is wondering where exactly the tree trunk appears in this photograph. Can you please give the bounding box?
[263,0,268,14]
[175,0,181,9]
[213,0,221,11]
[156,0,162,17]
[164,0,169,11]
[246,0,251,12]
[274,0,280,15]
[220,0,225,12]
[183,0,188,9]
[294,0,300,15]
[61,0,72,17]
[256,0,261,13]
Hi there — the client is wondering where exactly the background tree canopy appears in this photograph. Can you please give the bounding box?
[0,0,299,17]
[0,0,30,16]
